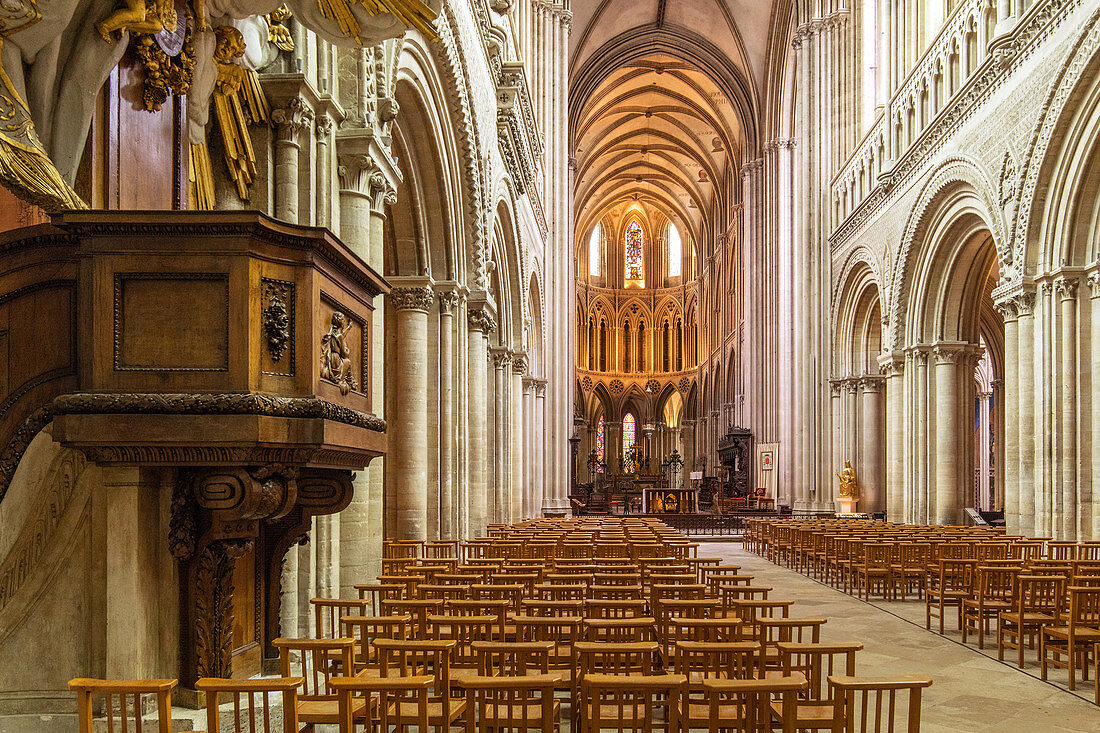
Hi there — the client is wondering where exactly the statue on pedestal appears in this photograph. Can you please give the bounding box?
[835,460,859,513]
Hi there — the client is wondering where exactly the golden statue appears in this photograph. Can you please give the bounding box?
[97,0,209,44]
[836,460,859,499]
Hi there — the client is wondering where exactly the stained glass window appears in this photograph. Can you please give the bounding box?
[622,413,636,470]
[668,223,682,276]
[596,416,605,462]
[625,220,644,285]
[589,224,601,276]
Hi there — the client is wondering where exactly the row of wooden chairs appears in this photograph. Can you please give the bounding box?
[748,517,1100,704]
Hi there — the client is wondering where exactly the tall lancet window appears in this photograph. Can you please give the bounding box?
[624,219,645,287]
[596,415,606,462]
[668,223,682,277]
[589,224,602,276]
[622,413,637,471]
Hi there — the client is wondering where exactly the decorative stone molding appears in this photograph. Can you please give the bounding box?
[389,286,435,313]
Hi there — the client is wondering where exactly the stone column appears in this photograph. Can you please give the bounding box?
[915,349,930,523]
[995,298,1019,530]
[512,355,527,522]
[934,344,961,525]
[860,377,885,515]
[389,282,435,541]
[1089,273,1100,540]
[436,285,463,540]
[523,377,537,517]
[1016,291,1037,536]
[880,354,906,521]
[314,116,333,228]
[992,378,1006,511]
[468,305,496,535]
[535,380,548,516]
[830,380,844,503]
[336,150,393,590]
[976,389,993,510]
[490,349,511,524]
[1057,278,1079,539]
[271,97,311,224]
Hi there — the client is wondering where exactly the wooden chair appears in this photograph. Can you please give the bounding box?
[961,566,1018,649]
[755,617,827,672]
[998,574,1066,668]
[772,641,862,731]
[380,598,444,639]
[672,641,760,717]
[355,582,404,613]
[890,543,931,600]
[372,638,468,728]
[580,673,685,733]
[925,559,976,634]
[330,674,434,733]
[582,616,658,643]
[273,637,366,731]
[428,613,497,679]
[827,676,933,733]
[1040,585,1100,690]
[459,673,561,733]
[195,677,302,733]
[700,677,807,733]
[585,598,648,619]
[471,641,553,676]
[69,678,175,733]
[853,544,894,601]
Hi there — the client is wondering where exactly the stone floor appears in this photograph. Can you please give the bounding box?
[713,542,1100,732]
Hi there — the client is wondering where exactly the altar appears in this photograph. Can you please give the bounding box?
[643,487,697,514]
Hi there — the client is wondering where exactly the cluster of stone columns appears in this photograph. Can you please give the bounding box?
[995,276,1100,541]
[829,376,885,514]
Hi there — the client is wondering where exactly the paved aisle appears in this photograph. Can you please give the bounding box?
[711,543,1099,733]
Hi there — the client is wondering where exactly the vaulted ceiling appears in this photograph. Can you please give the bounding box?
[570,0,780,260]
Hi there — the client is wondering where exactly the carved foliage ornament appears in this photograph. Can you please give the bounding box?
[389,286,435,313]
[261,279,294,365]
[192,538,253,679]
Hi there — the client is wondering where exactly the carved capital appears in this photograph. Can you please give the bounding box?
[933,345,962,365]
[389,286,435,313]
[859,376,884,393]
[512,353,528,376]
[993,297,1018,321]
[437,288,464,314]
[1088,271,1100,299]
[877,352,905,378]
[1055,277,1079,301]
[271,97,312,143]
[1014,290,1036,316]
[468,307,497,335]
[315,115,334,140]
[491,349,512,369]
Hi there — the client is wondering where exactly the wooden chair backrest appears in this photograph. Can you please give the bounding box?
[339,614,410,670]
[427,614,496,668]
[355,583,404,612]
[513,615,581,666]
[1014,575,1066,615]
[585,599,648,619]
[777,641,862,702]
[582,617,658,643]
[312,598,369,639]
[195,677,302,733]
[1067,586,1100,628]
[976,566,1019,602]
[520,599,585,618]
[574,640,660,677]
[588,584,643,601]
[756,617,827,658]
[273,638,354,700]
[828,675,933,733]
[461,674,561,733]
[418,584,471,602]
[380,598,444,637]
[1078,543,1100,561]
[580,673,685,733]
[702,676,807,733]
[934,559,977,592]
[69,678,176,733]
[672,641,759,684]
[330,674,433,733]
[471,641,552,676]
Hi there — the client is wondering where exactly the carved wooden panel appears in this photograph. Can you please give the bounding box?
[260,278,295,377]
[113,274,229,371]
[318,295,365,396]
